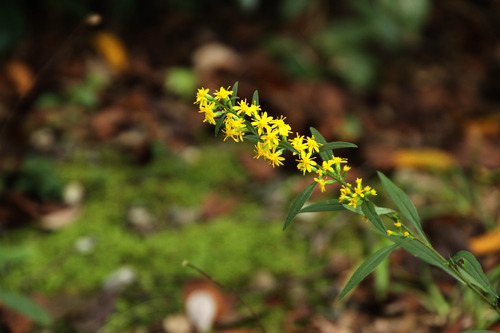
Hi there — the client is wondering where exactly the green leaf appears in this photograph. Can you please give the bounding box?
[461,331,500,333]
[338,244,398,300]
[252,90,259,106]
[244,120,259,137]
[318,141,358,152]
[377,171,429,243]
[309,127,330,162]
[230,81,239,105]
[283,182,316,230]
[0,289,52,326]
[451,251,499,297]
[245,135,262,144]
[389,237,461,281]
[299,199,345,213]
[343,204,396,217]
[278,139,299,154]
[214,113,227,136]
[361,200,387,233]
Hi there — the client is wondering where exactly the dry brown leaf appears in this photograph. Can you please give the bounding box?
[91,107,129,140]
[469,225,500,255]
[5,60,35,96]
[93,31,129,73]
[38,205,80,230]
[393,148,456,170]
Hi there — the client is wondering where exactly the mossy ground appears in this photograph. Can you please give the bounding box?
[1,141,355,332]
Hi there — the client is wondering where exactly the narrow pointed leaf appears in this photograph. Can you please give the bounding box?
[377,171,429,243]
[278,139,299,154]
[461,331,500,333]
[245,135,262,145]
[361,201,387,233]
[230,81,239,105]
[338,244,398,300]
[252,90,259,106]
[214,113,226,136]
[451,251,498,297]
[299,199,345,213]
[244,120,259,136]
[0,289,52,325]
[309,127,331,162]
[390,237,461,281]
[343,204,396,217]
[319,142,358,151]
[283,182,316,230]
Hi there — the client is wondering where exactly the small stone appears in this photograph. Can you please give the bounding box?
[162,314,192,333]
[103,266,136,292]
[74,236,96,254]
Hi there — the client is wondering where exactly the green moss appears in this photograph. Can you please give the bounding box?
[1,143,322,331]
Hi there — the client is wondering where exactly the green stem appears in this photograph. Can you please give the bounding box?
[419,239,500,315]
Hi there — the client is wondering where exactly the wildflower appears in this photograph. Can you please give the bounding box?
[248,102,261,117]
[251,111,273,135]
[348,197,358,208]
[332,156,348,164]
[271,116,292,137]
[266,148,285,168]
[194,87,209,105]
[223,115,246,142]
[214,86,233,101]
[314,176,327,192]
[253,141,269,159]
[198,101,217,125]
[306,135,321,153]
[387,230,393,236]
[403,231,410,238]
[289,133,307,155]
[261,129,280,149]
[321,160,335,173]
[394,221,402,228]
[233,99,250,116]
[296,151,317,175]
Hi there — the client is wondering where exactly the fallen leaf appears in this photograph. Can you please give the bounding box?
[93,31,129,73]
[469,225,500,255]
[5,60,35,96]
[38,205,80,230]
[393,148,456,170]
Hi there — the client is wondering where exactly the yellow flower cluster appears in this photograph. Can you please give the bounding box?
[195,86,377,207]
[339,178,377,208]
[386,220,411,238]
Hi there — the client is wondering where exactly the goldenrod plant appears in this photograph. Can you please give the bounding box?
[195,83,499,331]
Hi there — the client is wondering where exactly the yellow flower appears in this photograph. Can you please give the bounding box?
[403,231,410,238]
[233,99,250,116]
[348,197,358,208]
[198,101,216,125]
[271,116,291,137]
[194,87,209,104]
[289,133,307,155]
[296,151,317,175]
[394,221,402,228]
[223,115,246,142]
[387,230,393,236]
[332,156,348,164]
[214,86,233,101]
[251,111,273,135]
[266,148,285,168]
[314,177,327,192]
[253,141,269,159]
[261,129,280,149]
[306,135,320,153]
[322,160,335,173]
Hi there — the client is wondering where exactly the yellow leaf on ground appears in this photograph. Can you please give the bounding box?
[93,31,129,73]
[393,148,456,170]
[469,225,500,255]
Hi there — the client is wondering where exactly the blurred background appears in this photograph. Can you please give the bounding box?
[1,0,500,332]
